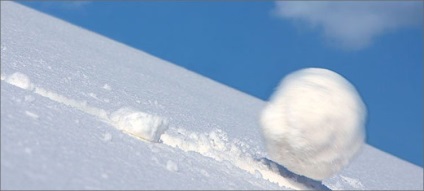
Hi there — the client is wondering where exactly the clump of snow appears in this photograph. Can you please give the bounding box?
[166,160,179,172]
[102,84,112,91]
[5,72,34,90]
[260,67,366,180]
[110,107,169,143]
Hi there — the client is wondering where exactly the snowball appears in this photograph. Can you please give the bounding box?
[110,107,168,143]
[5,72,34,90]
[260,68,366,180]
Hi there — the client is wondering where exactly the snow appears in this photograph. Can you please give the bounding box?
[5,72,34,90]
[260,68,366,180]
[102,84,112,91]
[1,2,423,190]
[110,107,168,143]
[166,160,179,172]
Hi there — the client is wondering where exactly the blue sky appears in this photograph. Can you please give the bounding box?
[18,1,423,167]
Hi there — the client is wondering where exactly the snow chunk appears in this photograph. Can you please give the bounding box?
[5,72,34,90]
[102,84,112,91]
[166,160,179,172]
[260,68,366,180]
[110,107,168,143]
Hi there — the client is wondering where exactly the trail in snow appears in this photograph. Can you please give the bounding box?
[1,71,332,190]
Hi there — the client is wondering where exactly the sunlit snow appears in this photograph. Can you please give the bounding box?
[1,2,422,190]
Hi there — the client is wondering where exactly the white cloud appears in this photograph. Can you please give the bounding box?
[273,1,423,50]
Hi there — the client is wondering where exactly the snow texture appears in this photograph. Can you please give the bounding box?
[261,68,366,180]
[1,2,423,190]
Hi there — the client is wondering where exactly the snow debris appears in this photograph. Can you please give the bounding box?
[261,68,366,180]
[110,107,168,143]
[102,83,112,91]
[160,127,315,190]
[25,111,39,120]
[5,72,34,90]
[166,160,179,172]
[1,72,6,81]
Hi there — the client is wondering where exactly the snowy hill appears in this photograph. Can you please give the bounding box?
[1,2,422,190]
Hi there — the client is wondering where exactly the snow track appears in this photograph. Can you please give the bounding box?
[1,71,326,190]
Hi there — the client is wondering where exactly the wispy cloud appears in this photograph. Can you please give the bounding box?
[273,1,423,50]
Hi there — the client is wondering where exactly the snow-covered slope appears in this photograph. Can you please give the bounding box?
[1,2,422,190]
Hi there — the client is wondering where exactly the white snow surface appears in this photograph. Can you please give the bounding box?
[1,2,422,190]
[261,68,366,180]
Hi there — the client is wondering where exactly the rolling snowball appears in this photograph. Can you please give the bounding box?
[260,68,366,180]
